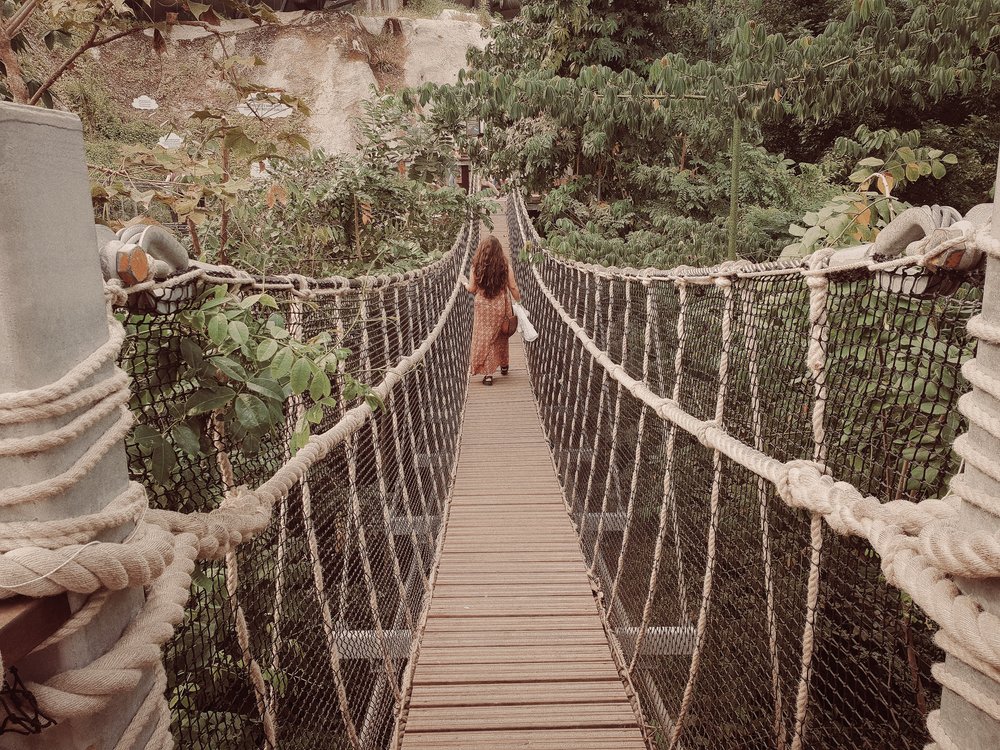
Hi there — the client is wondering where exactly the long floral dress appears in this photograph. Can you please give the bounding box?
[468,261,520,376]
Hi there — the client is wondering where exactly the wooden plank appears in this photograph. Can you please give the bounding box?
[415,644,615,665]
[408,680,629,707]
[411,660,622,684]
[405,702,637,731]
[402,729,646,749]
[0,594,71,666]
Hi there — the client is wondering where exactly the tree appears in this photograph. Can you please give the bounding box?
[0,1,282,107]
[419,0,1000,267]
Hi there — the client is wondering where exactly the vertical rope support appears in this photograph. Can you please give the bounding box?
[395,285,436,552]
[667,274,735,750]
[556,270,591,477]
[569,277,604,513]
[610,279,654,605]
[292,289,362,748]
[629,279,692,673]
[267,281,311,736]
[337,289,402,705]
[740,283,787,750]
[360,288,417,636]
[407,282,445,513]
[581,277,616,551]
[591,280,632,575]
[790,251,835,750]
[381,293,429,595]
[209,400,278,748]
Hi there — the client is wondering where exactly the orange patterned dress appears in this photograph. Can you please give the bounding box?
[468,260,520,376]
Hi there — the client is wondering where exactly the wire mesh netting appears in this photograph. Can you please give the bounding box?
[115,223,477,749]
[508,195,983,749]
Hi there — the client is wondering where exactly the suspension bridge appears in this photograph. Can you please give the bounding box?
[2,104,1000,750]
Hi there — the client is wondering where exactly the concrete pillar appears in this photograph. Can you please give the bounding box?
[935,152,1000,747]
[0,102,152,748]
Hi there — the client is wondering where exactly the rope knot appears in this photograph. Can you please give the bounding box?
[775,459,827,510]
[104,281,129,308]
[973,227,1000,260]
[714,276,733,288]
[287,274,315,300]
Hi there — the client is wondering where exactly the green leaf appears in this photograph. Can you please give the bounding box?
[290,424,310,455]
[179,338,204,369]
[149,433,177,484]
[246,377,285,403]
[208,313,229,346]
[132,424,162,452]
[211,356,248,383]
[305,404,324,424]
[931,161,946,179]
[171,423,202,458]
[309,369,331,401]
[228,320,250,346]
[256,339,279,362]
[290,358,312,395]
[942,153,958,165]
[186,386,236,415]
[271,347,295,378]
[234,394,271,432]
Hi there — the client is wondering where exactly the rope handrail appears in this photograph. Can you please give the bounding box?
[107,230,471,305]
[511,191,988,284]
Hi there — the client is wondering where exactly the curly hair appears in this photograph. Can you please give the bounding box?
[472,235,508,298]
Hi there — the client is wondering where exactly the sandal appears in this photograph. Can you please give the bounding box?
[500,365,509,375]
[482,375,494,386]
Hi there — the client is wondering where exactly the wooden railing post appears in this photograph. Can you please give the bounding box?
[0,102,152,749]
[931,151,1000,748]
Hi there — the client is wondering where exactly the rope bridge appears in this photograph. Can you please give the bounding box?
[3,185,999,750]
[508,192,997,749]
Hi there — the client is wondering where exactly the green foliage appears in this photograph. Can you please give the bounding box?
[199,149,492,277]
[124,285,371,490]
[422,0,999,268]
[784,127,958,256]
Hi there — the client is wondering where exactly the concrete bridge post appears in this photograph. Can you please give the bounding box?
[932,150,1000,747]
[0,102,153,749]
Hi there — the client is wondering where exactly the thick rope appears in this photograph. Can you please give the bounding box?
[740,283,787,749]
[790,248,836,750]
[608,282,654,606]
[629,279,691,674]
[668,275,734,750]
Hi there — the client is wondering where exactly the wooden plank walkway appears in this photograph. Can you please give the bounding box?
[399,339,647,750]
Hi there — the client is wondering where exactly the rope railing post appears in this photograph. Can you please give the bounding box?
[555,269,590,476]
[581,278,616,554]
[927,153,1000,748]
[334,291,401,706]
[0,101,162,749]
[629,278,692,674]
[568,278,603,514]
[380,294,429,595]
[394,286,437,553]
[790,249,836,750]
[591,280,632,575]
[609,280,655,606]
[739,283,787,750]
[668,273,735,750]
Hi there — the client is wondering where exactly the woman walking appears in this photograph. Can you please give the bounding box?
[466,234,520,385]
